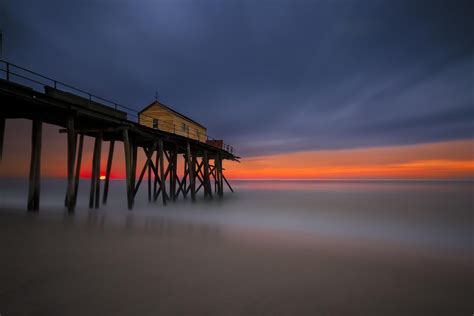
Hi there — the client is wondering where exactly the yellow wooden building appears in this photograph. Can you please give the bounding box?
[138,100,207,142]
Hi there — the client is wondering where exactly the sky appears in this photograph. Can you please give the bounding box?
[0,0,473,179]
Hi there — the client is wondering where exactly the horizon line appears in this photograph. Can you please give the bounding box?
[0,176,473,182]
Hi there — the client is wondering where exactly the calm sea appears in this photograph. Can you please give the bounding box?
[0,179,472,314]
[0,178,472,252]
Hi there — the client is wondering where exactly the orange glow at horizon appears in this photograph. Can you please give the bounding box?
[224,139,474,180]
[0,119,472,181]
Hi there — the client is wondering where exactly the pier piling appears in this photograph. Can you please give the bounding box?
[103,140,114,205]
[89,134,102,209]
[123,129,134,210]
[203,151,212,199]
[65,117,76,211]
[27,120,42,211]
[72,134,84,209]
[0,117,5,162]
[158,139,167,205]
[186,143,196,202]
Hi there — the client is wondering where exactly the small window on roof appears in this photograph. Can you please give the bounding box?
[152,118,158,129]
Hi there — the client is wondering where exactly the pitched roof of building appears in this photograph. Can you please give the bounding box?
[139,100,206,129]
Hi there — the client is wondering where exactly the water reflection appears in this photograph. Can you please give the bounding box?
[56,208,223,240]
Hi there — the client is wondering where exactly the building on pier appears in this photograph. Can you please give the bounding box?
[138,100,207,143]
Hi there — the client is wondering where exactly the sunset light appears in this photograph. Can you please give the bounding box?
[225,139,474,180]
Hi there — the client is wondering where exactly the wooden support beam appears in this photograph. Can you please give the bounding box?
[65,117,76,212]
[162,156,172,187]
[134,152,149,197]
[153,146,166,203]
[89,143,97,208]
[152,150,165,202]
[213,163,217,193]
[123,129,133,210]
[72,134,84,208]
[133,144,158,197]
[203,151,213,199]
[153,178,160,202]
[145,145,159,177]
[133,144,161,202]
[192,155,198,186]
[169,150,174,201]
[102,140,115,205]
[175,168,188,199]
[164,150,171,166]
[195,159,204,179]
[27,120,42,211]
[59,127,125,134]
[94,133,102,209]
[192,156,200,197]
[131,140,137,191]
[175,175,183,198]
[222,172,234,193]
[217,155,224,197]
[146,145,158,203]
[0,117,5,162]
[151,145,170,202]
[158,139,167,205]
[147,154,152,202]
[210,164,217,193]
[89,134,102,209]
[154,187,162,201]
[196,182,203,194]
[154,148,158,200]
[182,155,188,199]
[170,144,178,202]
[220,157,224,197]
[195,163,205,192]
[209,165,217,188]
[187,143,196,202]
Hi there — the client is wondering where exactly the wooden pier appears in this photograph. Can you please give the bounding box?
[0,60,238,212]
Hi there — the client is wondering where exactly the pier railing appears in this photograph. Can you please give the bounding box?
[0,60,235,155]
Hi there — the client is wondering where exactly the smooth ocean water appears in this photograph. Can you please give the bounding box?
[1,179,472,252]
[0,179,472,315]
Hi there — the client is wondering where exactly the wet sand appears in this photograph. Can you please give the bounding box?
[0,208,472,316]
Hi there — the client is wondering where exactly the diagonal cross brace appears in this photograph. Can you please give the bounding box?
[134,143,158,197]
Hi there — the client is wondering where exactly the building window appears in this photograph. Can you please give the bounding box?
[182,123,186,132]
[196,129,200,139]
[152,118,158,129]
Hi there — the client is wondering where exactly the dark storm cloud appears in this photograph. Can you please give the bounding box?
[1,0,473,156]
